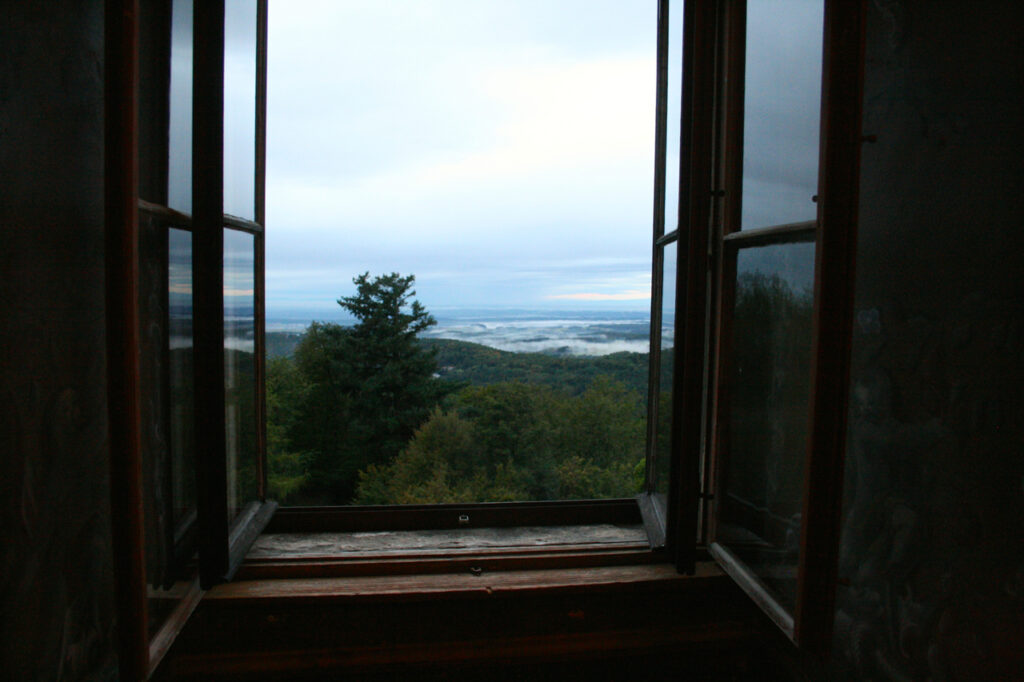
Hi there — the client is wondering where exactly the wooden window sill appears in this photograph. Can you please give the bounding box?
[209,562,728,605]
[235,523,655,579]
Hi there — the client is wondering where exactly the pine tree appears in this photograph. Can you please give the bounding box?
[291,273,451,503]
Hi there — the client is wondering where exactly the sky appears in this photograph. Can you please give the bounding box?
[264,0,823,322]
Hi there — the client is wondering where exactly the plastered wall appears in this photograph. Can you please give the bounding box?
[831,1,1024,678]
[0,2,118,679]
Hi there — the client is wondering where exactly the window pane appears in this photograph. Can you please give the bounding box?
[144,224,196,642]
[740,0,823,230]
[266,1,655,506]
[167,0,193,214]
[169,227,196,530]
[224,0,258,220]
[224,228,257,522]
[717,240,814,613]
[663,0,684,235]
[651,240,677,503]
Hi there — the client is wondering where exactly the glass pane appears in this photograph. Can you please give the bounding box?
[169,227,196,530]
[224,228,258,522]
[740,0,823,230]
[663,0,684,235]
[167,0,193,214]
[718,240,815,613]
[145,224,196,642]
[651,240,678,503]
[224,0,258,220]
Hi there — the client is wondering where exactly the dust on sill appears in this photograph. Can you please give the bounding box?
[247,523,647,560]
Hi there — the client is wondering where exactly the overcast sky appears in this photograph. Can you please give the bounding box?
[264,0,822,320]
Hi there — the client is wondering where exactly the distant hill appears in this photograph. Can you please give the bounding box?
[266,331,305,359]
[426,338,650,397]
[267,331,651,397]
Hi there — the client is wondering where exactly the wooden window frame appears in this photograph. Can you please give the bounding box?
[694,0,866,654]
[106,0,864,677]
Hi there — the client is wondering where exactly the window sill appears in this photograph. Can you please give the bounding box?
[157,560,772,681]
[236,523,653,580]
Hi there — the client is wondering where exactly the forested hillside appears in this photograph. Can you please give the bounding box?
[267,332,651,396]
[265,274,656,507]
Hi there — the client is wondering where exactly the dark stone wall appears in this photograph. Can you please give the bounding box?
[831,1,1024,679]
[0,2,118,680]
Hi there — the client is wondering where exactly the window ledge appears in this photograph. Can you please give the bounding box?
[234,523,663,580]
[209,562,727,605]
[157,561,770,681]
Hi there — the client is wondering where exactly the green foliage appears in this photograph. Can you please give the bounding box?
[266,274,453,504]
[266,275,653,505]
[425,338,649,397]
[265,356,312,502]
[354,377,646,504]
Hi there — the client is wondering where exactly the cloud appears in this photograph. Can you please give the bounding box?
[547,289,650,302]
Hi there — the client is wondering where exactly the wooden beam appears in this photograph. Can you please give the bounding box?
[104,0,150,678]
[794,0,867,655]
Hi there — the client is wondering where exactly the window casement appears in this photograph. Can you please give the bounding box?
[105,0,866,678]
[697,0,867,654]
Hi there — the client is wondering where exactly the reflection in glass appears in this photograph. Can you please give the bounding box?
[169,228,196,530]
[224,228,257,523]
[652,240,678,502]
[224,0,258,220]
[147,226,196,642]
[741,0,823,229]
[663,0,684,235]
[167,0,193,213]
[718,240,815,612]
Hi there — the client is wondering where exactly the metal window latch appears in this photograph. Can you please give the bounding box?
[458,514,470,526]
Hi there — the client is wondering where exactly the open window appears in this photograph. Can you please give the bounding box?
[107,0,866,677]
[129,0,274,674]
[695,0,866,653]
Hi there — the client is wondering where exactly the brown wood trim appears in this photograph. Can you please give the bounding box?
[267,499,642,533]
[722,220,817,247]
[163,604,750,682]
[148,577,204,677]
[253,0,269,503]
[794,0,867,655]
[254,0,268,227]
[642,0,671,540]
[204,563,727,605]
[237,547,657,581]
[138,198,192,227]
[670,0,718,574]
[225,500,278,581]
[221,213,263,234]
[253,230,267,499]
[720,0,746,236]
[637,491,667,547]
[104,1,150,679]
[652,0,671,242]
[655,229,679,247]
[193,0,229,589]
[708,242,736,546]
[709,542,794,640]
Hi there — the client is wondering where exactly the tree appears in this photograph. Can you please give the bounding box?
[337,273,451,470]
[284,273,452,504]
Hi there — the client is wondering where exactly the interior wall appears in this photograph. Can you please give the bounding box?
[832,0,1024,679]
[0,2,118,680]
